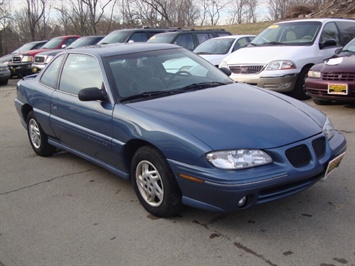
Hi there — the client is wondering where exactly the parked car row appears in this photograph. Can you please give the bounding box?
[4,19,355,103]
[2,28,234,80]
[8,35,81,78]
[219,18,355,101]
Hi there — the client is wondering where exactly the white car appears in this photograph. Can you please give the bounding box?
[193,35,255,67]
[219,18,355,99]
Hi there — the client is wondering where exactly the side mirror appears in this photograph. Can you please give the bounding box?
[320,39,337,49]
[219,67,231,76]
[61,44,67,49]
[78,87,107,102]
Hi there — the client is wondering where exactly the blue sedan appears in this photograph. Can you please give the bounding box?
[15,43,347,217]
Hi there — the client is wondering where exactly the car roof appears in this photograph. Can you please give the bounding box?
[110,28,173,33]
[153,29,230,36]
[277,18,355,24]
[208,34,256,40]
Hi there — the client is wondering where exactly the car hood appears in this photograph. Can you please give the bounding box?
[128,83,324,150]
[199,54,226,66]
[225,46,309,64]
[312,55,355,72]
[23,48,53,56]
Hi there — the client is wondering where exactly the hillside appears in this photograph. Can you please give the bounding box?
[201,0,355,35]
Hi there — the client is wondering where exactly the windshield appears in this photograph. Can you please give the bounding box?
[68,37,96,48]
[98,31,130,44]
[12,43,36,54]
[194,38,235,55]
[251,21,321,46]
[106,47,233,101]
[42,38,64,49]
[341,38,355,53]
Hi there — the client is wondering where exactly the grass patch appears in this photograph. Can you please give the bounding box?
[197,21,274,35]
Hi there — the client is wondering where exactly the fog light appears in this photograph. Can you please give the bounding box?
[238,196,247,207]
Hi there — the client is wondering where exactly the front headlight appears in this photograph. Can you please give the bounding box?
[22,55,33,62]
[219,60,229,69]
[323,116,335,140]
[307,70,321,78]
[206,149,272,170]
[265,60,296,70]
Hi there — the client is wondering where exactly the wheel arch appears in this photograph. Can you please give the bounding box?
[122,139,161,177]
[21,104,33,122]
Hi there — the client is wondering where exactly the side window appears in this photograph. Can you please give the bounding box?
[40,54,65,88]
[232,37,249,52]
[59,54,103,95]
[196,33,210,45]
[174,34,194,50]
[320,22,340,46]
[129,32,149,42]
[63,37,78,47]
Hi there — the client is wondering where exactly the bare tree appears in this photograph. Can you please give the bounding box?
[22,0,49,41]
[135,0,199,27]
[246,0,258,23]
[81,0,118,34]
[228,0,248,24]
[199,0,228,26]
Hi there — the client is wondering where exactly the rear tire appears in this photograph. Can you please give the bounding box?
[131,146,182,217]
[27,111,56,156]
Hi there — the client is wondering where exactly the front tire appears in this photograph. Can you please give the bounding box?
[131,146,182,217]
[290,66,312,100]
[27,111,56,156]
[312,98,332,105]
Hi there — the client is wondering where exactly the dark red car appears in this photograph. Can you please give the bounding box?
[305,38,355,105]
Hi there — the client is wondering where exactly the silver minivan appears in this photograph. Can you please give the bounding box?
[220,18,355,99]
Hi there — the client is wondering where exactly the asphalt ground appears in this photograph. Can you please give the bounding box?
[1,78,354,266]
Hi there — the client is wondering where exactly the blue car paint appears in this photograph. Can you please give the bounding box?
[15,44,347,213]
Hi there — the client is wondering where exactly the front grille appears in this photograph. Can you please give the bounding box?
[12,56,22,62]
[285,137,326,168]
[229,65,263,74]
[312,137,326,159]
[322,72,355,81]
[285,145,311,168]
[34,57,45,63]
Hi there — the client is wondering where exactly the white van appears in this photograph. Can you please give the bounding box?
[219,18,355,99]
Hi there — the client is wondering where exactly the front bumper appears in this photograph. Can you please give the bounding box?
[8,62,33,77]
[169,131,347,212]
[306,78,355,103]
[230,72,299,92]
[31,63,46,73]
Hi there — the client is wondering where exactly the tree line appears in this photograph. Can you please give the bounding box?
[0,0,327,55]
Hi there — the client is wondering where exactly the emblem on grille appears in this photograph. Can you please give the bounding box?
[240,66,248,73]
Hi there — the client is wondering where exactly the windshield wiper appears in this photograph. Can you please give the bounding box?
[179,82,230,91]
[121,82,230,102]
[120,90,177,102]
[196,52,212,55]
[261,41,284,46]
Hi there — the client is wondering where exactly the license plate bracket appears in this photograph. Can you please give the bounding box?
[323,152,346,180]
[328,83,348,95]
